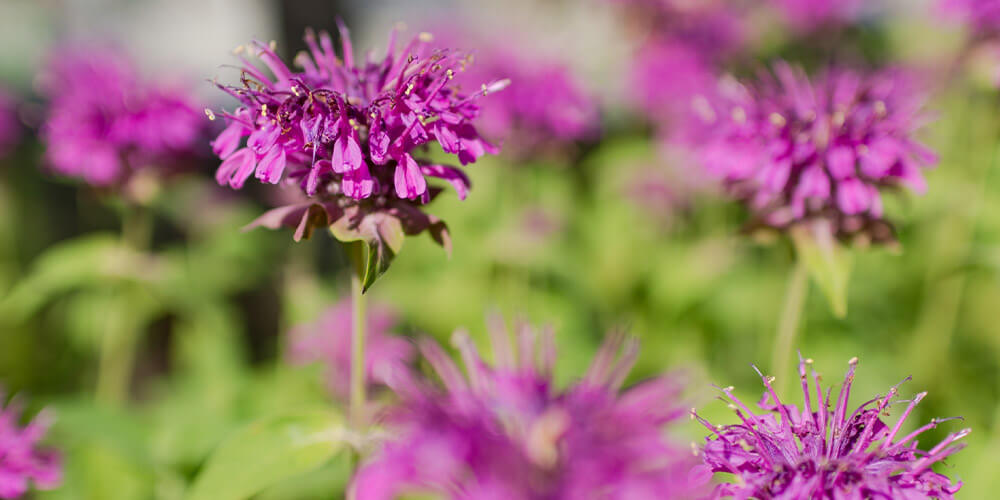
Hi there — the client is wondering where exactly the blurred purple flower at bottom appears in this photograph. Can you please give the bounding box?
[694,356,968,499]
[0,90,21,157]
[351,319,708,500]
[679,62,937,243]
[0,392,61,499]
[286,299,414,401]
[38,46,204,188]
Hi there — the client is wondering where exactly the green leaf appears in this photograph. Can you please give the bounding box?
[330,208,405,293]
[0,234,158,324]
[790,220,852,318]
[185,411,346,500]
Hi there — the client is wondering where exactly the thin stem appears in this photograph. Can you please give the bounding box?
[95,205,151,406]
[349,272,367,429]
[771,260,809,396]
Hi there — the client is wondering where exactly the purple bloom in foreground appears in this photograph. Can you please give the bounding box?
[0,392,61,499]
[0,89,21,157]
[286,298,415,402]
[38,46,204,187]
[351,320,708,499]
[211,23,505,245]
[680,62,937,243]
[693,356,968,499]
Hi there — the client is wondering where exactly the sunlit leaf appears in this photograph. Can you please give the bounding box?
[185,411,345,500]
[791,220,851,318]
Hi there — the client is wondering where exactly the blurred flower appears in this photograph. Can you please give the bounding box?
[38,46,204,188]
[0,89,21,157]
[769,0,864,31]
[433,29,599,157]
[629,38,716,126]
[286,298,414,402]
[605,0,747,54]
[693,356,968,499]
[679,62,937,243]
[0,392,61,499]
[940,0,1000,37]
[612,0,747,129]
[351,319,708,499]
[211,23,505,246]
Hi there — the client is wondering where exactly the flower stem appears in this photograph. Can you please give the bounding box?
[349,271,367,429]
[771,260,808,396]
[96,205,151,405]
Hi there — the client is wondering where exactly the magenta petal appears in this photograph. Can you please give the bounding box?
[343,162,375,199]
[248,122,280,154]
[394,154,427,199]
[255,146,287,184]
[421,164,471,200]
[215,148,254,187]
[331,133,362,173]
[836,177,870,214]
[212,121,244,159]
[826,145,855,179]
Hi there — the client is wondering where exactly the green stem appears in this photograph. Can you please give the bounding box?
[95,206,151,405]
[771,260,809,396]
[349,271,367,429]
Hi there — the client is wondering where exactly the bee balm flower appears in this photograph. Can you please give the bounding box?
[350,320,708,499]
[681,62,937,243]
[693,356,968,499]
[0,392,61,499]
[38,46,204,188]
[210,23,505,247]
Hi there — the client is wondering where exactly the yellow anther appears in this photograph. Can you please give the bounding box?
[731,106,747,124]
[832,110,846,127]
[204,108,216,121]
[418,32,434,42]
[769,112,786,127]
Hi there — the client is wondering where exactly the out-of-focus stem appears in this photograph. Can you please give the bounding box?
[96,206,151,405]
[771,260,808,396]
[350,271,367,429]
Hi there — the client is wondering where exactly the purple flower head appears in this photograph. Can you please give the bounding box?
[351,319,709,500]
[680,62,937,243]
[769,0,864,31]
[693,356,968,499]
[0,392,61,499]
[286,298,415,401]
[0,89,21,157]
[211,23,506,249]
[38,46,204,188]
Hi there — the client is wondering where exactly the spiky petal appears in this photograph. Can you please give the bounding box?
[0,392,61,499]
[694,356,967,499]
[351,319,708,499]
